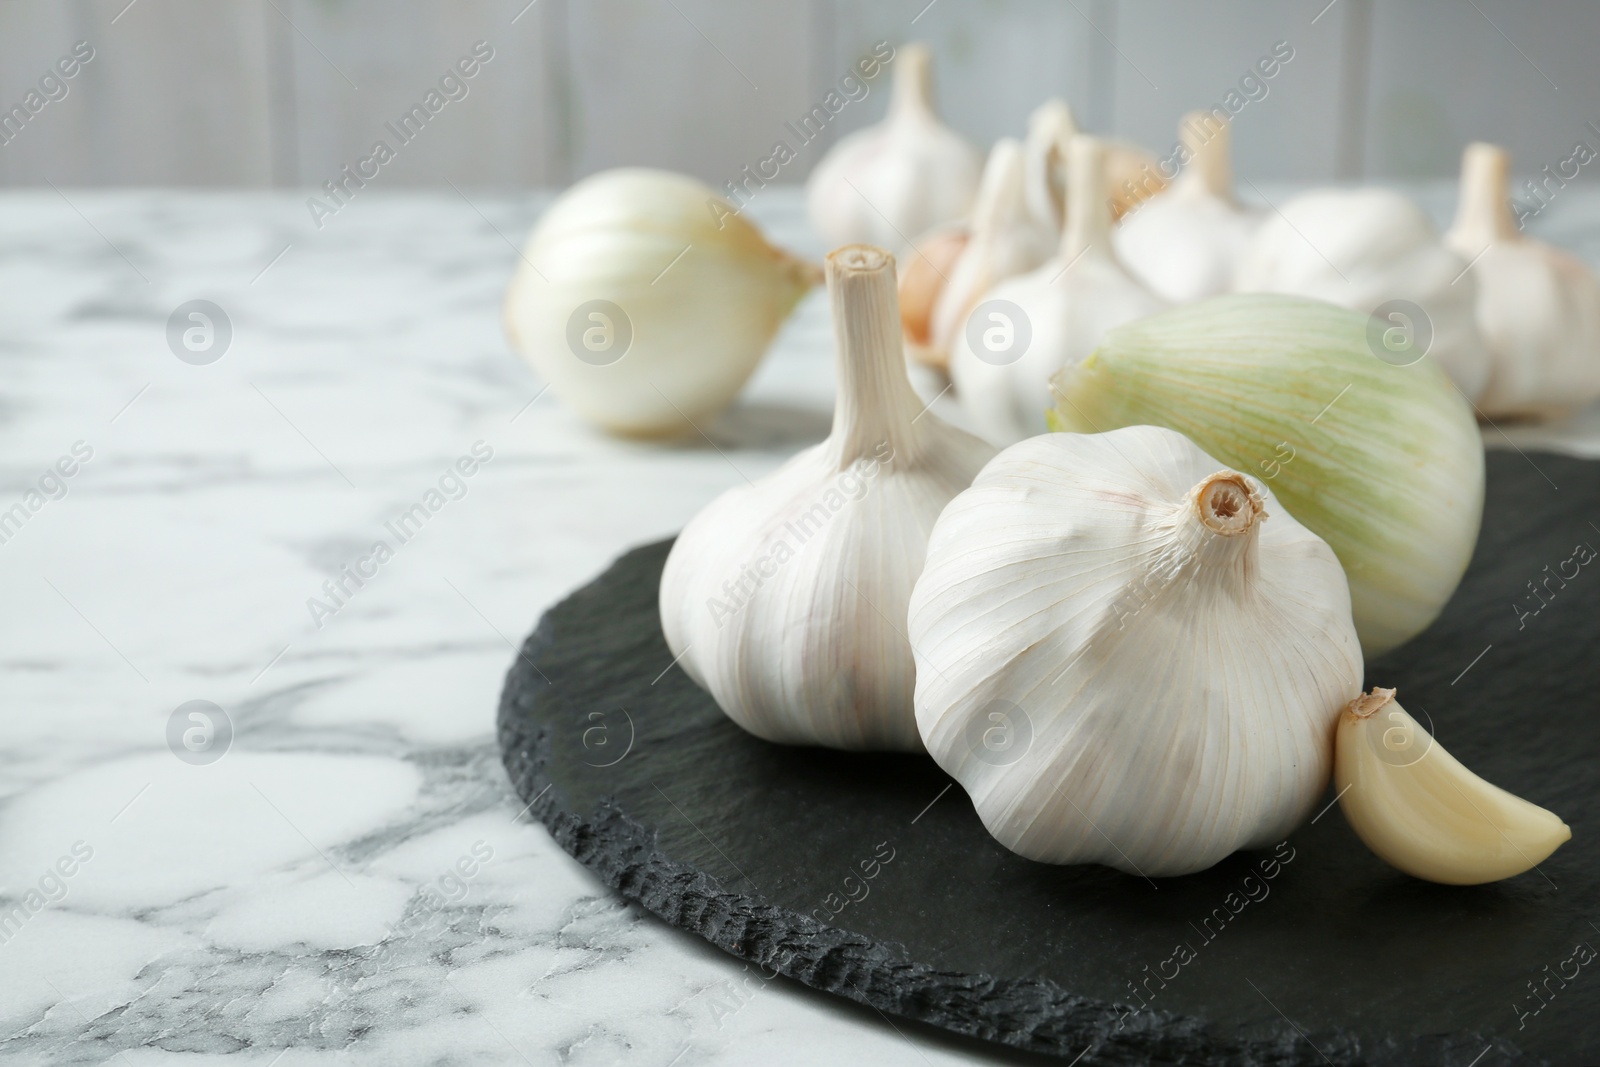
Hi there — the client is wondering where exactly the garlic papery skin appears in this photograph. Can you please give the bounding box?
[1444,142,1600,419]
[908,426,1362,876]
[1049,294,1484,656]
[919,139,1055,372]
[805,43,981,251]
[898,223,969,368]
[659,245,996,751]
[949,135,1166,446]
[504,168,820,437]
[1335,688,1570,884]
[1232,186,1492,400]
[1113,112,1263,303]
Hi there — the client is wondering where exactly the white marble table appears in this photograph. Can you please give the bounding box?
[1,186,1597,1066]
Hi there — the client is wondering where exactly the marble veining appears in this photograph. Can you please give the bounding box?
[0,186,1597,1066]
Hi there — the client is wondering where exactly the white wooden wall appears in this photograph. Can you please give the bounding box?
[1,0,1595,187]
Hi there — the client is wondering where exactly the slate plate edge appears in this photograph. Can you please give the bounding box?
[495,540,1529,1067]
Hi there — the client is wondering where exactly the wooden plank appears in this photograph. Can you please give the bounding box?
[821,0,1097,167]
[560,0,820,187]
[1107,0,1351,181]
[0,3,90,184]
[281,0,562,189]
[0,0,274,185]
[1361,0,1600,182]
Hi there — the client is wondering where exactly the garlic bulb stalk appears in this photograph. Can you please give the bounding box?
[1114,112,1263,303]
[1049,294,1484,656]
[908,426,1362,876]
[1023,97,1166,225]
[659,246,996,751]
[1444,142,1600,419]
[806,44,982,251]
[504,168,820,437]
[950,135,1166,446]
[1335,688,1570,884]
[910,139,1055,373]
[1022,99,1076,236]
[1233,186,1492,400]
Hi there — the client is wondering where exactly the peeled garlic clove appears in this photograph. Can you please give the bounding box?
[660,245,996,751]
[950,135,1166,446]
[1233,186,1492,400]
[1114,112,1263,303]
[1022,98,1165,225]
[504,168,820,437]
[909,426,1363,876]
[1050,293,1484,656]
[806,43,982,251]
[921,139,1055,371]
[899,223,969,369]
[1336,688,1570,884]
[1444,142,1600,419]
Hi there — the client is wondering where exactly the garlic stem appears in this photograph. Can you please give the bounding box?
[1450,141,1520,251]
[1024,99,1078,234]
[1178,111,1233,201]
[826,246,926,468]
[969,139,1027,235]
[890,43,935,121]
[1194,471,1261,536]
[1174,471,1263,571]
[1062,136,1112,262]
[1348,686,1397,718]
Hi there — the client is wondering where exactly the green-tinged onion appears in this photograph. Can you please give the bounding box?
[1049,293,1484,655]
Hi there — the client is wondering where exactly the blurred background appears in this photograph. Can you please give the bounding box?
[1,0,1596,191]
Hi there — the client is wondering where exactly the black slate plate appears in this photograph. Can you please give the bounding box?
[498,450,1600,1066]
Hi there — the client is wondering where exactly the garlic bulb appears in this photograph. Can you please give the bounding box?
[910,139,1054,373]
[949,135,1165,446]
[900,104,1081,370]
[1336,688,1569,884]
[1023,98,1166,225]
[1233,186,1491,400]
[659,245,996,751]
[504,168,820,437]
[1444,142,1600,419]
[806,44,981,251]
[1050,294,1484,656]
[908,426,1362,876]
[1114,112,1263,303]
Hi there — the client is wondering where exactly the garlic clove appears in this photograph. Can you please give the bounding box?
[1335,688,1570,884]
[1444,142,1600,419]
[1049,293,1484,656]
[898,223,969,369]
[1232,186,1492,400]
[504,168,820,437]
[949,135,1166,446]
[660,244,996,751]
[805,44,982,252]
[1114,112,1264,303]
[909,425,1362,876]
